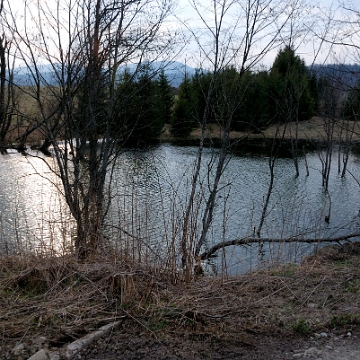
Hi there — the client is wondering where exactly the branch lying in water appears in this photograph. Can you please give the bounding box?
[199,233,360,260]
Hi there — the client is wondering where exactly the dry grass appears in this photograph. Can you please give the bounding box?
[1,242,359,354]
[5,124,46,144]
[0,255,170,343]
[186,117,360,142]
[164,242,360,340]
[263,117,360,142]
[2,86,60,145]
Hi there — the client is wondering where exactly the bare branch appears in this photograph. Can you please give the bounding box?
[200,233,360,260]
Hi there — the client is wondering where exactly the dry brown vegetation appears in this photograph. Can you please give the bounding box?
[187,117,360,142]
[1,242,359,358]
[2,86,60,145]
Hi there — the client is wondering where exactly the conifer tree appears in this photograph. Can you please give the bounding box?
[343,81,360,120]
[156,70,174,125]
[171,75,194,138]
[269,46,315,123]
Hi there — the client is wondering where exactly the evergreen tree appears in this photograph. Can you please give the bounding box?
[343,81,360,120]
[114,70,138,141]
[131,67,164,144]
[308,71,320,114]
[214,66,240,128]
[171,74,195,137]
[268,46,315,124]
[74,68,109,142]
[114,66,166,146]
[156,70,174,125]
[191,70,214,122]
[316,75,338,117]
[231,70,271,132]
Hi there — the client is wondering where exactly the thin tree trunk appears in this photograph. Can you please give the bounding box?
[257,124,286,236]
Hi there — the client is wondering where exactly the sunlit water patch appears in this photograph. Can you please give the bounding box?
[0,150,74,254]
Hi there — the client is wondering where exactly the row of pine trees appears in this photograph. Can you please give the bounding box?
[106,46,360,145]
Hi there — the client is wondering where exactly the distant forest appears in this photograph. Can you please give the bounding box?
[108,47,360,143]
[11,49,360,146]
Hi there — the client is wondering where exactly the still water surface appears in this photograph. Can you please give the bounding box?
[1,144,360,273]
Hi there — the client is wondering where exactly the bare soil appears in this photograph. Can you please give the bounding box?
[1,242,359,359]
[82,329,360,359]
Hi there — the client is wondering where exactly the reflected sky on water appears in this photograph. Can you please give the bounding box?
[1,143,360,273]
[0,149,73,255]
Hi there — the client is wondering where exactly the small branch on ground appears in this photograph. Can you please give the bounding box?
[64,318,126,359]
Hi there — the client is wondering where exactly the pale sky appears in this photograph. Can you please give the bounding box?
[3,0,359,70]
[172,0,359,69]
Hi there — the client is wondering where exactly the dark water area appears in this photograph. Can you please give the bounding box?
[0,143,360,274]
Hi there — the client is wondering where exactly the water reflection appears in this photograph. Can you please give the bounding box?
[0,144,360,274]
[109,144,360,273]
[0,149,74,254]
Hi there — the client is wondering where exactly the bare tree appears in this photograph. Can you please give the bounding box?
[309,1,360,186]
[203,0,360,253]
[0,0,18,146]
[5,0,175,259]
[177,0,307,278]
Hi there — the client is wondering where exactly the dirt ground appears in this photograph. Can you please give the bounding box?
[82,328,360,359]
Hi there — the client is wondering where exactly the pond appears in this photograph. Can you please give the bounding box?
[0,143,360,274]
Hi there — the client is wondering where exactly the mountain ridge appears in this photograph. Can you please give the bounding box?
[11,62,360,89]
[12,60,198,88]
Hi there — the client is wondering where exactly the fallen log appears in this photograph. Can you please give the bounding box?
[199,233,360,260]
